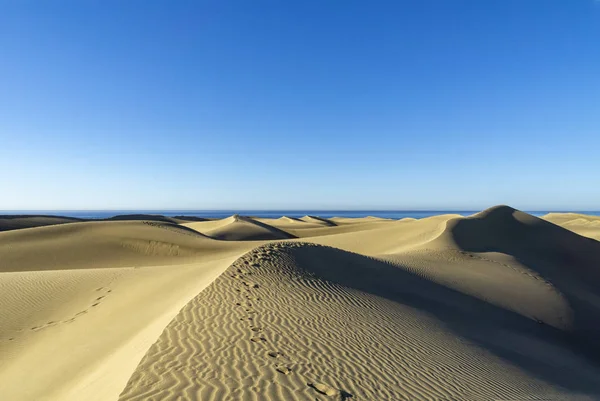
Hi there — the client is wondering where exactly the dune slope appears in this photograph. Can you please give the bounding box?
[119,242,600,401]
[0,215,84,232]
[543,213,600,241]
[185,215,296,241]
[0,220,231,272]
[0,221,255,401]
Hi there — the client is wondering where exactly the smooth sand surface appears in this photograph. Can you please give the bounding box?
[543,213,600,241]
[2,206,600,400]
[0,215,84,232]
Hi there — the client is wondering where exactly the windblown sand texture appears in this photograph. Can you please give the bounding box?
[2,206,600,400]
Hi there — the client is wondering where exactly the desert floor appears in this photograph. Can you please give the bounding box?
[2,206,600,400]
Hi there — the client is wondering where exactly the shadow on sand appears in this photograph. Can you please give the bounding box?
[285,240,600,397]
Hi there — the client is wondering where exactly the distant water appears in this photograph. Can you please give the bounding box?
[2,210,600,220]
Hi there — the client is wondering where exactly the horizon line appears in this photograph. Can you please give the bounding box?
[1,208,599,213]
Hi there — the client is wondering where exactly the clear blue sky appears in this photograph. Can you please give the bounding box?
[1,1,599,210]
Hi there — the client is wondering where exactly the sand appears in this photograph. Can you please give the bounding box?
[1,206,600,400]
[543,213,600,241]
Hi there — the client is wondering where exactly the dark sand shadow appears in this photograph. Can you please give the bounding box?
[285,243,600,396]
[448,206,600,356]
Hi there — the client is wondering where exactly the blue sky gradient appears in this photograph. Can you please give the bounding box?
[1,1,599,210]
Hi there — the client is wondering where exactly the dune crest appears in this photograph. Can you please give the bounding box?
[543,213,600,240]
[184,215,296,241]
[299,215,337,226]
[0,215,84,232]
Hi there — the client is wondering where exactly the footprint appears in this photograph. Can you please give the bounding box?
[251,327,263,332]
[268,351,284,358]
[308,382,339,397]
[250,337,268,343]
[96,296,105,301]
[91,302,100,307]
[275,366,292,375]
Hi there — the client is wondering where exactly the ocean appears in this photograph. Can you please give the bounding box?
[2,210,600,220]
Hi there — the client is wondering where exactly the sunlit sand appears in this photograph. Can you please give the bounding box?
[2,206,600,400]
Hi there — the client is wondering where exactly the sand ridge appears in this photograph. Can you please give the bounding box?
[184,215,296,241]
[119,241,600,400]
[0,214,210,233]
[543,213,600,241]
[0,215,84,232]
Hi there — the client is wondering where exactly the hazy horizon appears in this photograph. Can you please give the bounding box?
[2,207,600,212]
[2,207,600,222]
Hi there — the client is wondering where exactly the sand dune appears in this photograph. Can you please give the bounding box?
[544,213,600,241]
[0,214,209,233]
[430,206,600,291]
[255,216,326,230]
[0,220,254,401]
[254,216,340,237]
[329,215,392,225]
[184,215,296,241]
[105,214,179,223]
[304,213,462,253]
[105,214,207,224]
[299,215,336,226]
[0,220,235,272]
[120,241,600,400]
[0,215,84,232]
[2,207,600,400]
